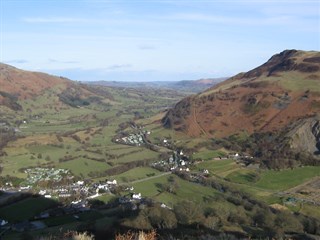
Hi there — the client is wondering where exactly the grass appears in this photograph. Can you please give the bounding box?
[43,215,76,227]
[226,168,258,184]
[255,166,320,191]
[113,149,159,164]
[193,149,227,161]
[276,71,320,92]
[58,158,111,177]
[1,83,186,183]
[96,194,117,203]
[2,79,320,239]
[196,159,240,177]
[95,216,118,230]
[0,197,58,222]
[221,166,320,205]
[299,203,320,219]
[114,167,162,183]
[77,210,103,221]
[132,174,219,205]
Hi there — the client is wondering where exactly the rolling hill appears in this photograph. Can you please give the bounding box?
[87,77,227,93]
[163,49,320,139]
[0,63,71,99]
[0,63,116,110]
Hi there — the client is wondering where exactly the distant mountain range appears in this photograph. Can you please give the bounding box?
[85,78,227,93]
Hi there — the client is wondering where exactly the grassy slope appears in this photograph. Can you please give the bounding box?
[132,174,219,205]
[113,167,162,183]
[0,197,58,222]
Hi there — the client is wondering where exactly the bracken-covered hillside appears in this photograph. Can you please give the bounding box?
[163,50,320,139]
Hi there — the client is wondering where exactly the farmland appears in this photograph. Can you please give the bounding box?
[0,86,185,181]
[1,82,320,239]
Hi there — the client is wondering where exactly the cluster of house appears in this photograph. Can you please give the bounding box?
[37,179,119,200]
[0,183,149,234]
[160,138,174,148]
[24,168,71,185]
[118,192,172,211]
[0,173,119,202]
[0,122,19,133]
[0,179,122,233]
[152,150,190,172]
[115,132,146,146]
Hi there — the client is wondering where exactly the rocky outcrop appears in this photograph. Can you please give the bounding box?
[288,115,320,156]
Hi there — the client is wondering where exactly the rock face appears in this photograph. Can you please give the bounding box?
[162,50,320,138]
[288,116,320,155]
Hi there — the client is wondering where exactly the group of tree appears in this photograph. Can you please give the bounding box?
[120,197,320,239]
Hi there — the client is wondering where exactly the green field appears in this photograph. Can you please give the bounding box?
[276,71,320,92]
[193,149,227,161]
[132,174,219,205]
[255,166,320,190]
[0,86,185,181]
[0,197,58,222]
[114,167,162,183]
[196,159,241,177]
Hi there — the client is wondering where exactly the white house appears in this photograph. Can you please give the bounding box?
[77,181,84,186]
[125,186,134,191]
[107,180,117,185]
[132,193,142,200]
[97,184,109,189]
[39,190,46,195]
[0,219,8,226]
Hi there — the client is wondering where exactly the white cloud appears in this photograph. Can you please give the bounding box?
[48,58,79,64]
[4,59,28,64]
[105,64,132,70]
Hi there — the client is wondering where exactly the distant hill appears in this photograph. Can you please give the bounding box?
[162,50,320,156]
[0,63,113,110]
[86,78,227,93]
[0,63,71,99]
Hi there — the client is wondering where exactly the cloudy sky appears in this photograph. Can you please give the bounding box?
[1,0,319,81]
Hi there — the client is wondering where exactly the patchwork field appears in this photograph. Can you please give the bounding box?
[1,76,320,239]
[0,86,185,182]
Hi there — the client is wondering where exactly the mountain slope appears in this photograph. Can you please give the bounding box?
[0,63,71,99]
[0,63,116,110]
[162,50,320,138]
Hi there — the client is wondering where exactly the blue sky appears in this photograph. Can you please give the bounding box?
[1,0,319,81]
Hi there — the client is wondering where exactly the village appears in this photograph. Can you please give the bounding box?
[0,166,148,234]
[0,121,258,236]
[0,146,196,234]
